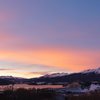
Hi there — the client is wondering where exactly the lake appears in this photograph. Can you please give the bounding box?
[0,84,63,91]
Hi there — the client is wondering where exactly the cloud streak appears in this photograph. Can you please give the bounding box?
[0,68,14,71]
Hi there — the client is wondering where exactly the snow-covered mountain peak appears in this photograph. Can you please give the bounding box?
[81,67,100,74]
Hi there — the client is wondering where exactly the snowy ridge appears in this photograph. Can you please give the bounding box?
[81,67,100,74]
[41,73,68,78]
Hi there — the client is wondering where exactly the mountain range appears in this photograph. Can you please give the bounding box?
[0,67,100,85]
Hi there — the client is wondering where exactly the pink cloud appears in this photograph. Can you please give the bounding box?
[0,11,16,22]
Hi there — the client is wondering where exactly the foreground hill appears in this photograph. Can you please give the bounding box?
[0,76,28,85]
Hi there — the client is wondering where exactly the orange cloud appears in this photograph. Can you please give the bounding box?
[0,48,99,74]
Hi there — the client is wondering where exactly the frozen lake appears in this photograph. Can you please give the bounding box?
[0,84,63,91]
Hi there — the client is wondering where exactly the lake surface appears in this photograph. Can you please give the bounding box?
[0,84,63,91]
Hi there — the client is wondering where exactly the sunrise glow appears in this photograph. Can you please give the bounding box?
[0,0,99,78]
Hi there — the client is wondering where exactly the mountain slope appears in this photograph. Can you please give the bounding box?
[30,67,100,84]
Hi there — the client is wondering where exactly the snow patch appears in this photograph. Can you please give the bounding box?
[89,84,100,91]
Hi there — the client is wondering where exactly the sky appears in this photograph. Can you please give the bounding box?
[0,0,100,78]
